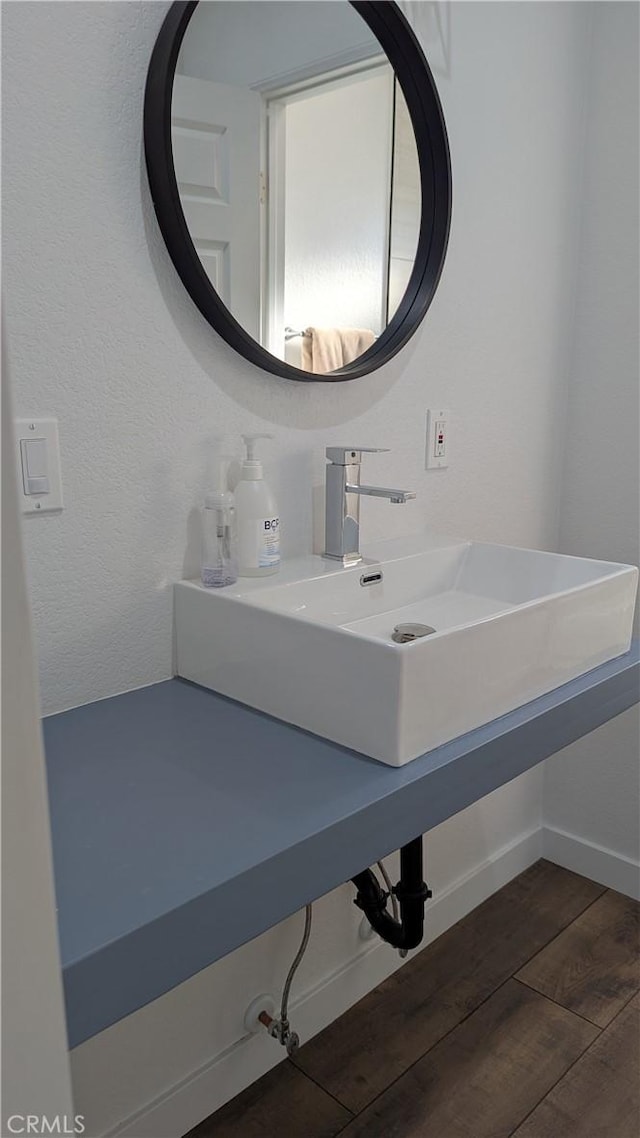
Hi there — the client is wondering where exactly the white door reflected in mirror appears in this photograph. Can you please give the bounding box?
[172,1,421,375]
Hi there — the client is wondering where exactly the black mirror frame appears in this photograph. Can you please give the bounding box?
[144,0,452,382]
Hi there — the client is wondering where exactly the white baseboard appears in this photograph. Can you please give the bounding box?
[543,825,640,900]
[107,827,542,1138]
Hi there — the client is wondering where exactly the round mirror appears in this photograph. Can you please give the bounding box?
[144,1,451,381]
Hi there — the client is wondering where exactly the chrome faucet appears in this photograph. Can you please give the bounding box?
[323,447,416,565]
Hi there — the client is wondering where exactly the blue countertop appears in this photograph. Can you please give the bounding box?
[43,643,639,1048]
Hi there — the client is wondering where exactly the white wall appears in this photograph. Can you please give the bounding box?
[1,338,75,1132]
[4,2,626,1135]
[544,2,640,875]
[3,0,587,718]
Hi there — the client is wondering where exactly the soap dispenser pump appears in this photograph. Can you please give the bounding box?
[235,434,280,577]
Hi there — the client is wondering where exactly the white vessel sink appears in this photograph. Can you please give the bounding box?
[175,535,637,765]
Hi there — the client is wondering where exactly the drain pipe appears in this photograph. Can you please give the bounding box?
[351,837,431,952]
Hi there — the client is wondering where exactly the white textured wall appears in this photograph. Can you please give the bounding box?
[3,0,587,718]
[1,2,608,1134]
[545,2,640,867]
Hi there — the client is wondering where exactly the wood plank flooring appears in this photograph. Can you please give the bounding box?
[512,994,640,1138]
[337,981,598,1138]
[184,1062,350,1138]
[185,861,640,1138]
[516,889,640,1027]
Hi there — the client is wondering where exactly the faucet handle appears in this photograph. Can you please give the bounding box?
[325,447,390,465]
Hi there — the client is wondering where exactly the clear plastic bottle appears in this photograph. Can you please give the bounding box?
[201,483,238,588]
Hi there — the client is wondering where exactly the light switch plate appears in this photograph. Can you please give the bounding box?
[15,418,64,513]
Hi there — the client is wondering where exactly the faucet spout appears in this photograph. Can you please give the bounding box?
[347,484,416,504]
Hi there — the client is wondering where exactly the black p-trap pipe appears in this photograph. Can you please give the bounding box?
[351,837,432,951]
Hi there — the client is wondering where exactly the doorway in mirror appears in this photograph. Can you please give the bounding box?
[265,64,420,373]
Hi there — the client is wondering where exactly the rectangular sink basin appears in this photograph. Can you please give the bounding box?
[175,536,637,765]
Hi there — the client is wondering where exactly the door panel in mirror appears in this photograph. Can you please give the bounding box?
[172,74,261,338]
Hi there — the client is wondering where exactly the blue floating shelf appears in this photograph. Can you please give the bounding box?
[43,643,639,1047]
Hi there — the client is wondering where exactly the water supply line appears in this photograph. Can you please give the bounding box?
[352,837,432,952]
[257,904,312,1056]
[377,860,399,921]
[376,859,407,957]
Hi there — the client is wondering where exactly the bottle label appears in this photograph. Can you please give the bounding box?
[238,517,280,570]
[258,517,280,568]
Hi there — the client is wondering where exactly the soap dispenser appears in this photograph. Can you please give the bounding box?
[235,434,280,577]
[201,458,238,588]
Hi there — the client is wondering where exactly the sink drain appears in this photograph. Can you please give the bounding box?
[391,623,436,644]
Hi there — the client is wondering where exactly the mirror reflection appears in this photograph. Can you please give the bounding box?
[173,1,421,374]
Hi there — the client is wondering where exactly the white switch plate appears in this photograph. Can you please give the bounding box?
[15,418,64,513]
[426,408,450,469]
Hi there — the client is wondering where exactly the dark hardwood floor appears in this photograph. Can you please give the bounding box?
[185,861,640,1138]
